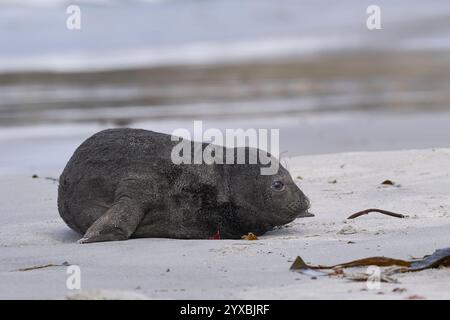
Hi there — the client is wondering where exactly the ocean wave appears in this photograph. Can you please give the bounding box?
[0,36,360,73]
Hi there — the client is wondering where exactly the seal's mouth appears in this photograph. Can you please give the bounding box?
[284,209,314,223]
[286,198,313,219]
[296,210,315,218]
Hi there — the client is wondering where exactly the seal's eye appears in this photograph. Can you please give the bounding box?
[271,180,285,192]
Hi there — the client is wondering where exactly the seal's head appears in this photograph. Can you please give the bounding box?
[261,164,312,223]
[226,148,313,237]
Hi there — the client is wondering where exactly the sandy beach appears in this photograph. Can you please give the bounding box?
[1,148,449,300]
[1,0,449,301]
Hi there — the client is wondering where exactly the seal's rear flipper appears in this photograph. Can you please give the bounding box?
[79,197,145,244]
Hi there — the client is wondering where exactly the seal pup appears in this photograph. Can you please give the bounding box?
[58,128,313,243]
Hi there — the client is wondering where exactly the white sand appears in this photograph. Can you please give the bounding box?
[0,148,449,300]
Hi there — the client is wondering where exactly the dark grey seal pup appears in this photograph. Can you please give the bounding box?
[58,128,312,243]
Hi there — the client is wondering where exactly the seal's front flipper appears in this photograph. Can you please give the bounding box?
[79,197,145,244]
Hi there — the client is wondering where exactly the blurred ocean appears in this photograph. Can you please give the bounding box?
[1,0,450,173]
[1,0,450,71]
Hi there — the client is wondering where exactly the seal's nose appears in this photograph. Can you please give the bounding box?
[304,196,311,210]
[287,195,313,218]
[295,196,314,218]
